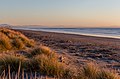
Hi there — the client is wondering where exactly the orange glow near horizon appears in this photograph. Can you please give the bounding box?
[1,16,120,27]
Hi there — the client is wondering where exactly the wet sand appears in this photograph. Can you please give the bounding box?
[16,29,120,73]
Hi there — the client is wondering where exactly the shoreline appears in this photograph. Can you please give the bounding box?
[13,28,120,39]
[15,29,120,45]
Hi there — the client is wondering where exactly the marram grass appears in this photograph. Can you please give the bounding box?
[28,46,55,58]
[77,63,120,79]
[0,46,72,79]
[0,28,35,51]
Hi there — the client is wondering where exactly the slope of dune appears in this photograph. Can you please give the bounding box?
[0,28,34,51]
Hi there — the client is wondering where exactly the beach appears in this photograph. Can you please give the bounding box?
[16,29,120,74]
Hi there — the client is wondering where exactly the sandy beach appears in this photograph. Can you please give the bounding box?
[16,29,120,74]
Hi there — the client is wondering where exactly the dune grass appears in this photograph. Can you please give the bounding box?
[77,63,120,79]
[0,32,12,50]
[97,70,119,79]
[0,55,27,73]
[0,47,119,79]
[27,46,55,58]
[0,56,119,79]
[0,28,35,51]
[12,39,25,49]
[0,45,72,79]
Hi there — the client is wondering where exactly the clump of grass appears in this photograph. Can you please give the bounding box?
[26,46,72,78]
[26,39,35,47]
[77,63,120,79]
[79,63,99,79]
[18,32,35,47]
[0,45,72,78]
[0,55,27,73]
[30,54,71,78]
[0,32,12,50]
[19,36,35,47]
[28,46,55,57]
[12,39,25,49]
[98,70,119,79]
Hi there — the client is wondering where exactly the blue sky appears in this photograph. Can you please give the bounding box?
[0,0,120,27]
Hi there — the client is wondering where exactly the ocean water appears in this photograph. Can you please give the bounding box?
[13,27,120,39]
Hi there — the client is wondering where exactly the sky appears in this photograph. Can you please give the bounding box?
[0,0,120,27]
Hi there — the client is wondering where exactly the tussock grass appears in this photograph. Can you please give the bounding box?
[0,46,72,78]
[27,46,71,78]
[0,55,27,73]
[0,28,35,51]
[98,70,119,79]
[12,39,25,49]
[79,63,99,79]
[0,51,119,79]
[31,54,70,78]
[0,32,12,50]
[77,63,120,79]
[28,46,55,58]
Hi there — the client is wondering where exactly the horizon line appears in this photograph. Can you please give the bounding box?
[0,24,120,28]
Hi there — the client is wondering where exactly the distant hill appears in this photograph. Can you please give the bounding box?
[0,24,12,28]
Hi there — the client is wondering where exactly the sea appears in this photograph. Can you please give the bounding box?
[13,27,120,39]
